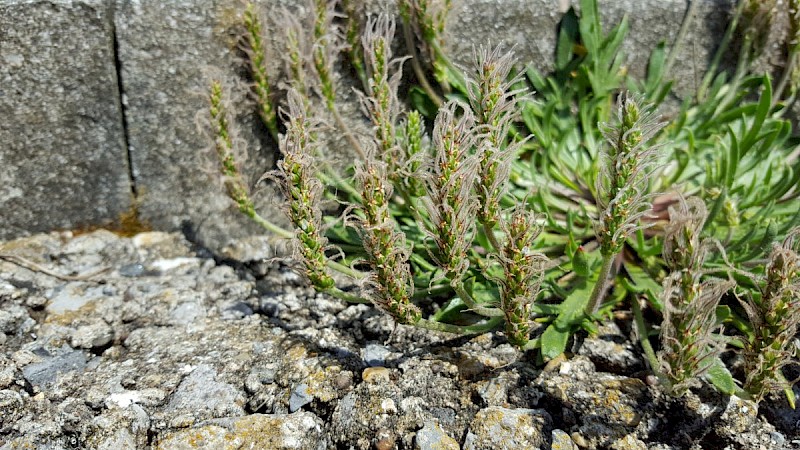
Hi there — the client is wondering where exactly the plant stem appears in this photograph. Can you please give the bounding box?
[774,51,798,108]
[630,294,669,387]
[401,18,444,107]
[327,286,371,303]
[416,316,504,334]
[327,260,365,279]
[663,0,698,79]
[331,105,367,160]
[250,211,365,280]
[251,211,294,239]
[453,283,504,317]
[412,283,452,299]
[483,222,502,253]
[317,163,362,201]
[584,253,615,315]
[696,0,745,100]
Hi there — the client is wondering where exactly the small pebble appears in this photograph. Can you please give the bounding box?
[118,263,145,277]
[362,367,391,384]
[289,383,313,412]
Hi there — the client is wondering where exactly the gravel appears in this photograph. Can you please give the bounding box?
[0,229,795,449]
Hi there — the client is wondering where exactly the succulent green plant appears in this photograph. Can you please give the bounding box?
[208,0,800,405]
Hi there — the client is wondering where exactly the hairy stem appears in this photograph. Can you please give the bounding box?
[401,18,444,107]
[331,105,367,160]
[585,253,615,315]
[416,316,504,334]
[453,283,505,317]
[630,295,670,387]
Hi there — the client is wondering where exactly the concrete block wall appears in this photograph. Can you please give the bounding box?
[0,0,782,253]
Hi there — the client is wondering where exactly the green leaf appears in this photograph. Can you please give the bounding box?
[408,86,438,118]
[622,263,663,309]
[705,358,739,396]
[740,75,772,153]
[556,7,580,70]
[432,297,466,322]
[578,0,601,56]
[540,280,592,360]
[645,42,666,90]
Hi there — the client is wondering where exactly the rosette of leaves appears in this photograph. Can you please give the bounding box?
[208,0,800,403]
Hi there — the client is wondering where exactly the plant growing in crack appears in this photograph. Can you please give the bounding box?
[205,0,800,405]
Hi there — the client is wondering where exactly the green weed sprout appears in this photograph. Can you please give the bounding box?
[207,0,800,405]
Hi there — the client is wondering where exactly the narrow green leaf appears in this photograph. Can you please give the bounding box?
[556,8,580,70]
[705,358,739,396]
[408,86,438,118]
[541,280,592,360]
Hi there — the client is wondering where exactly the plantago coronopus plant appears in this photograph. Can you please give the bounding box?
[207,0,800,403]
[586,94,665,315]
[657,197,735,395]
[741,228,800,404]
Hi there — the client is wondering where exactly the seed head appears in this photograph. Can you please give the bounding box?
[741,228,800,402]
[492,206,548,347]
[422,101,480,281]
[596,94,665,256]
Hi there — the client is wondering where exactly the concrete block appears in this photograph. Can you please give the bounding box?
[447,0,738,100]
[113,0,280,254]
[0,0,132,239]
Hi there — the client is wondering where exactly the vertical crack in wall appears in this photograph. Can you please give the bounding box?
[110,18,137,198]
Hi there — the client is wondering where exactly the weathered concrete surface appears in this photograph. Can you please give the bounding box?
[0,0,793,252]
[112,0,281,255]
[448,0,738,100]
[0,0,131,239]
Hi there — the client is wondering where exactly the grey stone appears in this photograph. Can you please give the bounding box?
[21,347,87,388]
[86,403,150,450]
[463,406,553,450]
[0,0,131,239]
[118,263,146,277]
[289,382,313,412]
[415,420,460,450]
[448,0,738,102]
[0,389,25,430]
[112,0,280,255]
[551,429,579,450]
[165,364,246,420]
[0,355,17,389]
[538,356,650,447]
[577,322,642,374]
[157,412,329,450]
[363,343,391,367]
[71,322,114,350]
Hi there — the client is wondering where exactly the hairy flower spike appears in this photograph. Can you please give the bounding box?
[741,227,800,403]
[657,196,733,395]
[360,14,406,170]
[354,150,421,324]
[659,274,735,395]
[467,47,529,227]
[596,94,665,256]
[341,0,366,85]
[423,101,479,281]
[242,3,279,141]
[311,0,343,110]
[274,89,335,291]
[398,0,452,82]
[208,80,255,218]
[663,196,707,272]
[282,11,313,101]
[399,110,427,197]
[492,207,548,347]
